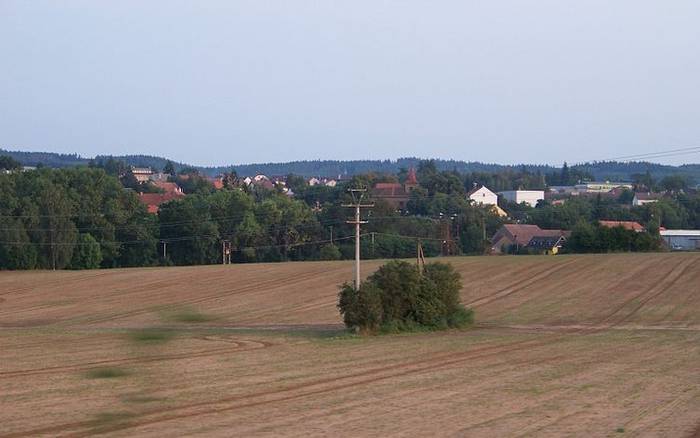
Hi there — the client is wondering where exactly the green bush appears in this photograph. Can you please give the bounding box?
[338,260,473,334]
[70,233,103,269]
[319,244,342,261]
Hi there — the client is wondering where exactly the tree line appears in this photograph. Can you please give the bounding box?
[2,158,699,270]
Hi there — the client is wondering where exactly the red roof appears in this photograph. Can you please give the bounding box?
[599,220,644,232]
[153,181,183,195]
[372,183,408,197]
[138,191,185,214]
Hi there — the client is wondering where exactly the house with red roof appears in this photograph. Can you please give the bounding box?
[490,224,570,254]
[599,220,645,232]
[153,181,184,196]
[138,189,185,214]
[370,168,419,210]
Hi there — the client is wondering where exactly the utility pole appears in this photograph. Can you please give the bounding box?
[416,240,425,275]
[441,219,454,256]
[329,226,333,245]
[161,240,167,261]
[222,240,231,265]
[342,188,374,290]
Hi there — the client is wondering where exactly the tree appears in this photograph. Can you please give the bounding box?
[70,233,102,269]
[285,173,307,193]
[319,244,341,260]
[33,181,78,269]
[659,175,690,193]
[163,160,175,175]
[560,162,571,185]
[158,196,220,265]
[0,218,37,269]
[0,155,21,171]
[338,261,473,334]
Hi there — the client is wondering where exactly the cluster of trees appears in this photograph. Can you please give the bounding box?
[338,260,473,334]
[3,154,699,270]
[5,148,700,182]
[0,167,157,270]
[0,162,500,270]
[524,193,700,232]
[565,222,660,253]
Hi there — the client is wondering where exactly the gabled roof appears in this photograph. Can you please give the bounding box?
[467,185,496,198]
[528,235,566,248]
[634,192,664,201]
[372,182,408,198]
[498,224,568,246]
[153,181,183,195]
[138,191,185,214]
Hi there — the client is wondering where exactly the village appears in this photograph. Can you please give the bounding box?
[127,164,700,256]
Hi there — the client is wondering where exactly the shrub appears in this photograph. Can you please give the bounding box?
[70,233,102,269]
[319,244,342,261]
[338,260,473,334]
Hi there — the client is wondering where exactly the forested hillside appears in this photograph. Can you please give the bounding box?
[2,148,699,183]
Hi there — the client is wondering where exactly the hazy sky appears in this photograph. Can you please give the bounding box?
[1,1,699,166]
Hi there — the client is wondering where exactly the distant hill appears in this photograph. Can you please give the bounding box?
[2,148,699,183]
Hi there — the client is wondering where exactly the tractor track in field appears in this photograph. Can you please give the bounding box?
[465,259,579,308]
[1,281,690,438]
[0,276,179,319]
[0,335,563,438]
[76,267,335,326]
[0,338,273,380]
[2,256,697,437]
[592,257,699,330]
[0,271,116,297]
[5,286,670,438]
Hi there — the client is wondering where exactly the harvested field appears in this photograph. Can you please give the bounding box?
[1,253,699,437]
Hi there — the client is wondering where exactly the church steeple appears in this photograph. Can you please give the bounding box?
[404,167,418,192]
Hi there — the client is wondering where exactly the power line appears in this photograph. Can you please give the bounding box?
[605,146,700,162]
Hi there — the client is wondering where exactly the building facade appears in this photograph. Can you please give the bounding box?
[660,230,700,250]
[498,190,545,208]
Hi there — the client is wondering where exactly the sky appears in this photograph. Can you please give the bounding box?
[1,1,699,167]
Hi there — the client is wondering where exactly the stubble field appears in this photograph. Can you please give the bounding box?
[1,253,699,437]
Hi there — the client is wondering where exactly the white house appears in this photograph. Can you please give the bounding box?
[498,190,545,207]
[308,177,321,186]
[467,185,498,206]
[633,192,662,206]
[660,230,700,251]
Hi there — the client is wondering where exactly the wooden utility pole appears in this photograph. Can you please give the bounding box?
[222,240,232,264]
[342,189,373,290]
[416,240,425,275]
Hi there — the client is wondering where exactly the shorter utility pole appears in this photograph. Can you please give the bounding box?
[342,188,374,290]
[416,240,425,275]
[222,240,232,265]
